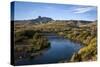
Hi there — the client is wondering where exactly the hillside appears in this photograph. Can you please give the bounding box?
[14,18,97,62]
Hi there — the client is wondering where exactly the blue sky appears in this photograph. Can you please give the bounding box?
[12,1,97,21]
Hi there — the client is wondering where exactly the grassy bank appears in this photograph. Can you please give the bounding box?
[57,22,97,61]
[14,29,50,60]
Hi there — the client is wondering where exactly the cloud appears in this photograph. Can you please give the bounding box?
[72,7,95,14]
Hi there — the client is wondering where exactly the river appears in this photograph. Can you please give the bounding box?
[15,33,83,65]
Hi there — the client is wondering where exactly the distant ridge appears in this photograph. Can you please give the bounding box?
[13,16,96,24]
[13,16,53,24]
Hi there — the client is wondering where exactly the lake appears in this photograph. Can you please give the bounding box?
[15,33,83,65]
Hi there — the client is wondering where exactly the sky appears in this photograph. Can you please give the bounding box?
[11,1,97,21]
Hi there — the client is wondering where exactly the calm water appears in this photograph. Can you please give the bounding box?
[15,33,83,65]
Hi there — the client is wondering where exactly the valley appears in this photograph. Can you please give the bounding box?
[14,16,97,65]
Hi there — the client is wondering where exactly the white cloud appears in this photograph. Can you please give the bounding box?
[72,7,95,14]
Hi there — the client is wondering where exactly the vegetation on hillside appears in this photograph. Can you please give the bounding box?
[14,29,50,60]
[57,22,97,61]
[14,18,97,62]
